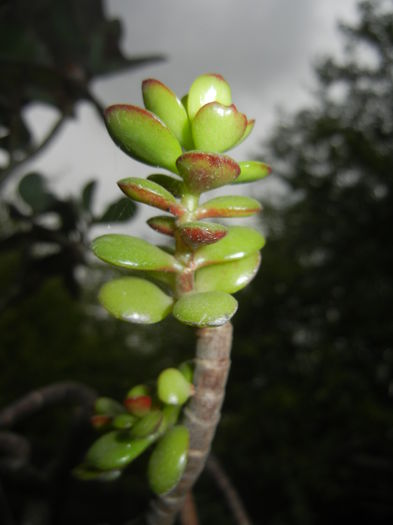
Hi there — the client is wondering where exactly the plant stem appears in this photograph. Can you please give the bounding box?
[146,321,233,525]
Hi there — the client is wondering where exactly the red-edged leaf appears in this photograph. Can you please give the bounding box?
[233,161,272,184]
[105,104,182,173]
[147,215,176,236]
[191,102,247,153]
[118,177,185,216]
[178,221,228,249]
[196,195,261,219]
[124,395,152,417]
[176,151,240,194]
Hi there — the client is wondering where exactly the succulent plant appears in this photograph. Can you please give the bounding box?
[92,73,271,328]
[79,73,272,507]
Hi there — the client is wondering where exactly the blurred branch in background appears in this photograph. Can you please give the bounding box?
[0,0,163,188]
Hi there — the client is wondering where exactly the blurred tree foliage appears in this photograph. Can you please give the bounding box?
[0,0,162,186]
[221,1,393,524]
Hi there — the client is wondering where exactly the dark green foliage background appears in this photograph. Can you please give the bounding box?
[1,0,393,524]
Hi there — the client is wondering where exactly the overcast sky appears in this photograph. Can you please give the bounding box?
[19,0,359,221]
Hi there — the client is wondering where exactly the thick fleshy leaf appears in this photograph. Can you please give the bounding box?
[178,221,228,249]
[232,161,272,184]
[99,277,173,324]
[187,73,232,120]
[105,104,182,173]
[118,177,184,216]
[95,397,125,416]
[193,226,265,268]
[173,291,238,327]
[148,426,189,494]
[196,195,261,219]
[192,102,247,153]
[147,174,185,198]
[142,79,193,149]
[86,430,153,471]
[73,464,121,481]
[234,119,255,147]
[157,368,193,405]
[195,252,261,293]
[147,215,176,236]
[176,152,240,194]
[131,410,163,439]
[92,234,181,272]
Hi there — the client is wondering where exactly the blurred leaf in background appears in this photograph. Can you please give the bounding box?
[0,0,162,186]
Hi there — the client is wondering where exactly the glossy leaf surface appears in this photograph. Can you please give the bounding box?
[118,177,184,216]
[176,151,240,193]
[86,431,153,471]
[192,102,247,153]
[147,215,176,236]
[196,195,261,219]
[148,426,189,494]
[157,368,193,405]
[113,414,137,430]
[195,252,261,293]
[105,104,182,173]
[92,234,180,271]
[234,119,255,147]
[173,291,238,327]
[193,226,265,267]
[99,277,173,324]
[142,79,193,149]
[147,174,184,198]
[233,161,272,184]
[187,73,232,120]
[131,410,163,438]
[178,221,228,249]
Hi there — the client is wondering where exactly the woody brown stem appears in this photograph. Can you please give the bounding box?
[146,322,233,525]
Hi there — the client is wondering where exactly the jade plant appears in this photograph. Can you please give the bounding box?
[78,73,271,524]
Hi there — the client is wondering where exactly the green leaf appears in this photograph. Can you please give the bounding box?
[176,152,240,194]
[148,426,189,494]
[95,397,125,416]
[234,119,255,147]
[86,430,153,471]
[18,172,55,213]
[147,174,185,198]
[73,464,121,482]
[118,177,184,216]
[99,277,174,324]
[105,104,182,173]
[187,73,232,120]
[95,196,136,223]
[131,410,163,439]
[92,234,181,272]
[173,291,238,327]
[81,179,97,211]
[147,216,176,236]
[195,252,261,293]
[193,226,265,268]
[157,368,193,405]
[196,195,261,219]
[142,79,193,149]
[178,221,228,249]
[192,102,247,153]
[233,161,272,184]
